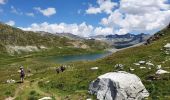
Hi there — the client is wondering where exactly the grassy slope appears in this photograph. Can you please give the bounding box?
[0,25,170,99]
[36,26,170,99]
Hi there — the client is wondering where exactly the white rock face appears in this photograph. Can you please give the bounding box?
[89,71,149,100]
[6,45,47,55]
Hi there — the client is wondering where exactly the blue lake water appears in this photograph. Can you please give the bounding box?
[42,52,112,64]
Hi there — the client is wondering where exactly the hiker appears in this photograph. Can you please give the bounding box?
[60,65,66,72]
[56,67,60,74]
[20,66,25,83]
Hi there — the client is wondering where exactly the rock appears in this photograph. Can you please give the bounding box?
[164,43,170,50]
[38,97,52,100]
[140,67,146,69]
[139,61,146,65]
[91,67,99,70]
[129,67,135,71]
[89,71,149,100]
[162,61,165,64]
[115,64,124,68]
[86,98,92,100]
[157,65,162,70]
[165,51,170,55]
[156,69,170,75]
[6,79,16,84]
[5,97,14,100]
[115,64,124,70]
[146,62,154,66]
[133,63,140,66]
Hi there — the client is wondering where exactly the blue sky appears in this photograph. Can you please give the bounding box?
[0,0,170,37]
[0,0,107,27]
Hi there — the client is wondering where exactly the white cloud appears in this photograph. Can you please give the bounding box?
[120,0,170,15]
[20,22,94,37]
[6,20,15,26]
[26,13,34,17]
[86,0,117,14]
[94,27,113,36]
[0,0,6,4]
[86,7,101,14]
[19,22,114,37]
[34,7,56,17]
[100,0,170,35]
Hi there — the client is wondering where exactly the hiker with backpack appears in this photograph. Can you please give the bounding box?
[20,66,25,83]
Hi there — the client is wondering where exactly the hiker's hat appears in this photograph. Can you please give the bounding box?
[20,66,23,69]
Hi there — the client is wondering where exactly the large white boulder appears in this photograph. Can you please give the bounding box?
[89,71,149,100]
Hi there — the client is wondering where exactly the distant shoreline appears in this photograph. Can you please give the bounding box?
[106,42,144,53]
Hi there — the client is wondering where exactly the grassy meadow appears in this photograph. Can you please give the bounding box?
[0,26,170,100]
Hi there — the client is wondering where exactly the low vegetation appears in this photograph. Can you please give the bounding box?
[0,24,170,99]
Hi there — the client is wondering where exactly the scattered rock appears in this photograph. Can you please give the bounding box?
[129,67,135,71]
[133,63,140,66]
[6,79,16,84]
[165,51,170,55]
[140,67,146,69]
[91,67,99,70]
[139,61,146,65]
[38,97,52,100]
[146,62,154,66]
[89,71,149,100]
[164,43,170,50]
[157,65,162,70]
[162,61,165,64]
[5,97,14,100]
[156,69,170,75]
[115,64,124,70]
[27,73,33,77]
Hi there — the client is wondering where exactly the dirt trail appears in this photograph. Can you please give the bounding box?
[5,79,60,100]
[5,81,28,100]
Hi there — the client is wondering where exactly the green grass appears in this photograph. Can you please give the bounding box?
[36,27,170,99]
[0,26,170,99]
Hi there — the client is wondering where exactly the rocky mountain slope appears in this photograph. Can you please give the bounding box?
[90,33,150,49]
[0,23,109,55]
[55,33,84,40]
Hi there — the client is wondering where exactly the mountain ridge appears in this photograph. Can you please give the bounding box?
[0,23,109,55]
